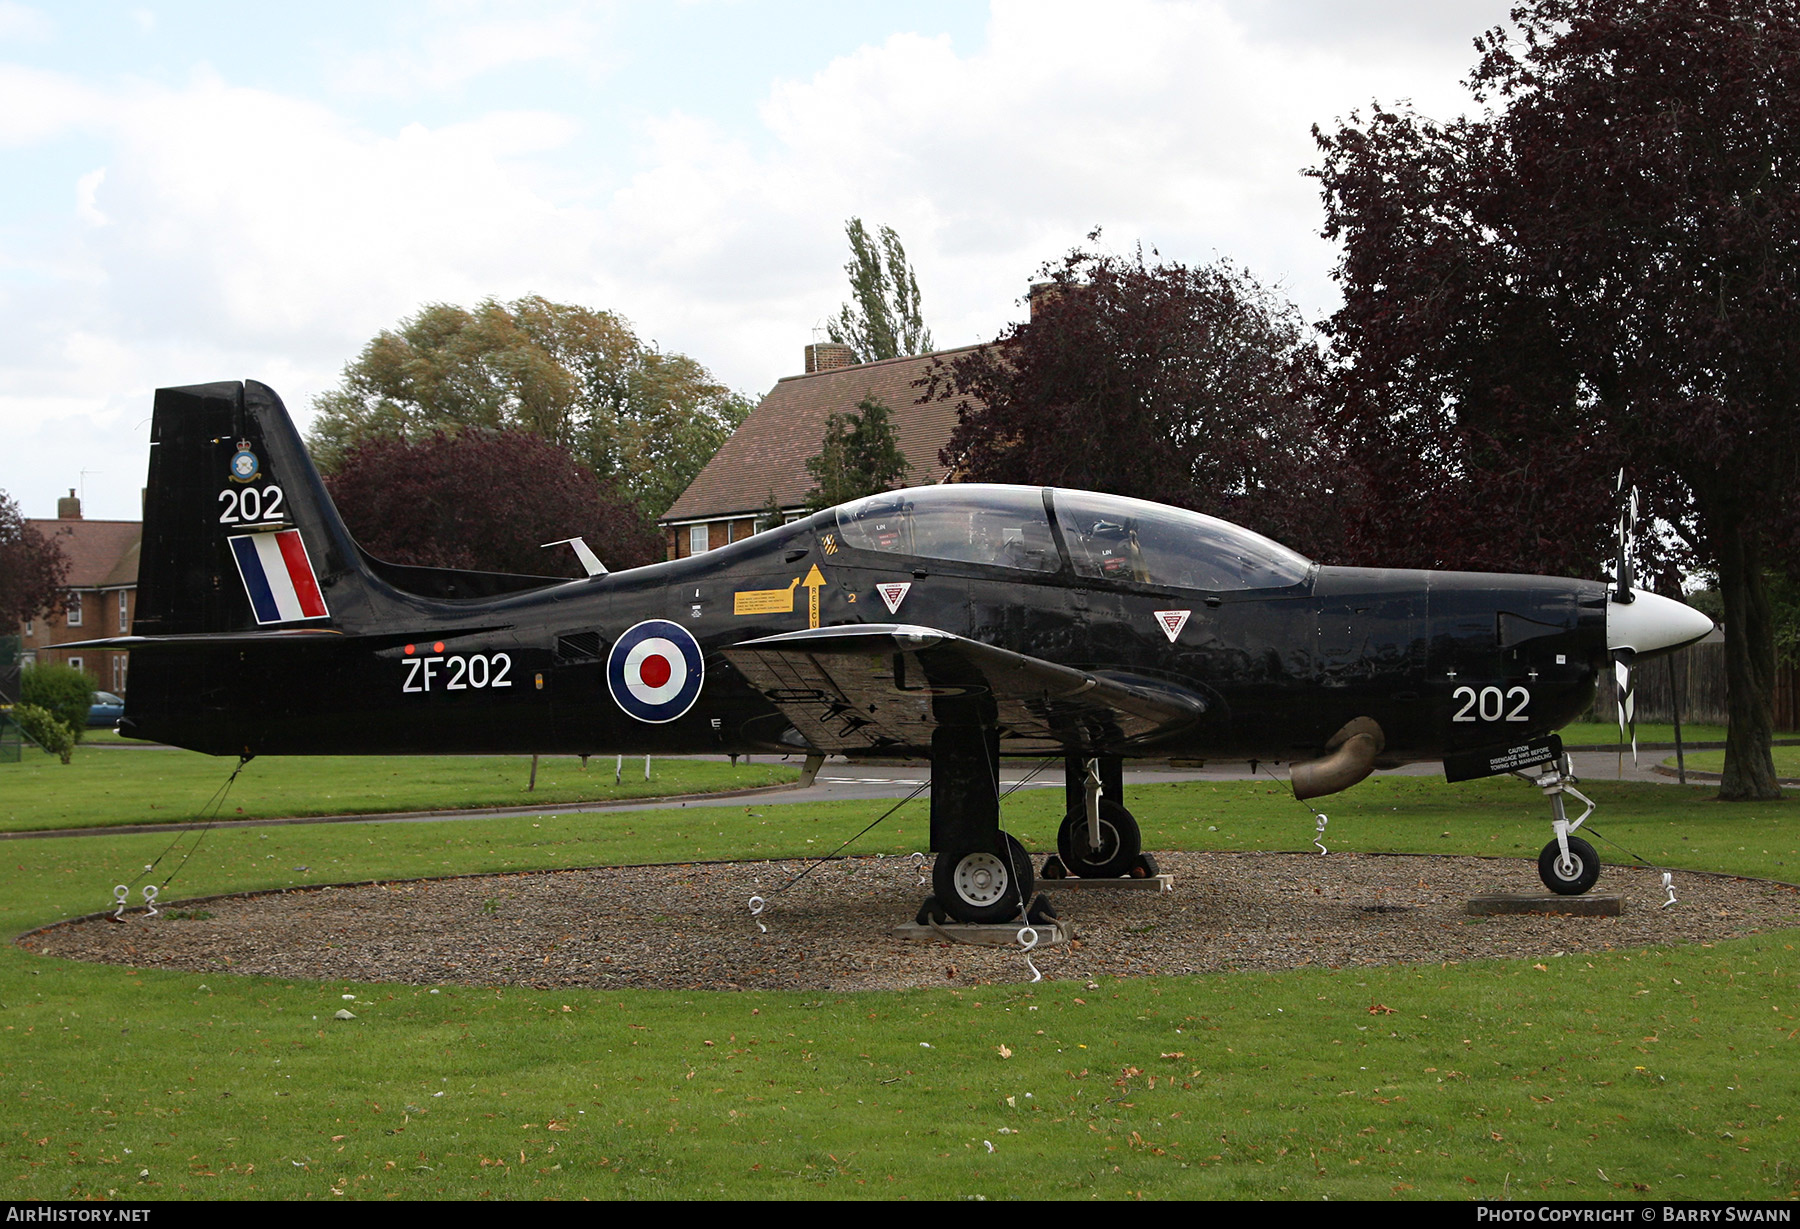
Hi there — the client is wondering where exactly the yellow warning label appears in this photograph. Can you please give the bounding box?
[733,577,801,615]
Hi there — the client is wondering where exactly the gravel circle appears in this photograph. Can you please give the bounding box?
[22,852,1800,992]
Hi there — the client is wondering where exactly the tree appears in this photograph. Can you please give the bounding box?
[803,396,912,511]
[21,661,92,746]
[929,247,1337,557]
[308,296,753,518]
[0,491,68,627]
[1312,0,1800,800]
[324,430,664,577]
[826,219,933,363]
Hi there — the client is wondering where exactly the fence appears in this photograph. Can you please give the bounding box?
[1584,632,1800,730]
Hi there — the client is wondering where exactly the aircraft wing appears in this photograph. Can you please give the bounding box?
[723,623,1204,754]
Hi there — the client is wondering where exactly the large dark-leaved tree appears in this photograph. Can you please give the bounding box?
[1312,0,1800,800]
[931,248,1336,557]
[0,491,68,627]
[324,431,663,577]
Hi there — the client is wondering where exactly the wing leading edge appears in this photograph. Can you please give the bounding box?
[723,623,1204,755]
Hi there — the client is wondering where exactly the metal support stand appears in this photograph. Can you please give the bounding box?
[1084,757,1103,851]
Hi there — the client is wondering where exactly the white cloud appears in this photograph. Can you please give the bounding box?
[75,167,108,227]
[0,2,51,44]
[0,63,105,146]
[329,11,613,97]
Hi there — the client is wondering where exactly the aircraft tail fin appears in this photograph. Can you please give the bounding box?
[135,380,384,636]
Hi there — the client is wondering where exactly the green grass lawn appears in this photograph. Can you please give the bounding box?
[3,770,1798,1200]
[1558,721,1729,747]
[0,751,798,833]
[1674,747,1800,779]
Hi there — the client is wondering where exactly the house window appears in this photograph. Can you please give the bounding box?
[22,619,30,638]
[112,655,128,693]
[66,656,82,677]
[119,591,129,632]
[66,592,82,627]
[689,525,709,555]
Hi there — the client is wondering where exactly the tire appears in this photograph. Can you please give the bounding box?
[1057,800,1142,879]
[1538,836,1601,896]
[933,833,1035,924]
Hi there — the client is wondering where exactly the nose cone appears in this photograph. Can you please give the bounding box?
[1607,590,1715,656]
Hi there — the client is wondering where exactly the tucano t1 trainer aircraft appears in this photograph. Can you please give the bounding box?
[73,381,1714,924]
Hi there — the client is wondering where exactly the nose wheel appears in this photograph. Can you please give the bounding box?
[1538,835,1600,895]
[933,833,1035,924]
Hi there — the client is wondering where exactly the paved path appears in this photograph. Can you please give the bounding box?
[6,744,1714,842]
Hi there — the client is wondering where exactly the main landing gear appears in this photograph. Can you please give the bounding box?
[922,728,1036,925]
[1521,756,1602,896]
[932,833,1036,925]
[1042,756,1157,881]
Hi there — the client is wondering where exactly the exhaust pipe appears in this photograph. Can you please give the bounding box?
[1291,717,1385,802]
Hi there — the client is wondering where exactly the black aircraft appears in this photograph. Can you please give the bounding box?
[74,381,1714,923]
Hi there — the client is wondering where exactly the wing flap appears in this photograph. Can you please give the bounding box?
[724,623,1203,754]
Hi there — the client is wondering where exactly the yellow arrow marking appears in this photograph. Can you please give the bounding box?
[802,564,827,628]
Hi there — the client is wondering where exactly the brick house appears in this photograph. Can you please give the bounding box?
[658,340,979,558]
[18,491,140,695]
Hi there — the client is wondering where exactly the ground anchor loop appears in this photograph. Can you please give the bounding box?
[1661,872,1679,909]
[141,885,159,917]
[1312,811,1329,855]
[1016,925,1042,984]
[111,884,129,921]
[747,895,766,934]
[910,851,927,886]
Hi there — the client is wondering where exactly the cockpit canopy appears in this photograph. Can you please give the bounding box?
[834,484,1313,592]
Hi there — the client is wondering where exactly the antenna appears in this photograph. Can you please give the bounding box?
[541,537,607,578]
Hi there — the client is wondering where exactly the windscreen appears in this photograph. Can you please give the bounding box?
[835,485,1060,573]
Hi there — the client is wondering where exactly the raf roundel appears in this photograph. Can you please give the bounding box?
[607,619,705,723]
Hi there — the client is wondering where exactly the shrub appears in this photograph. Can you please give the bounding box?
[21,661,94,743]
[12,703,74,763]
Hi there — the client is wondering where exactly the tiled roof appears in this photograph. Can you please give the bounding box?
[26,519,141,589]
[661,345,983,522]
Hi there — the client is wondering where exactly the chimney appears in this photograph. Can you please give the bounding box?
[1028,281,1062,321]
[805,342,856,373]
[57,488,82,520]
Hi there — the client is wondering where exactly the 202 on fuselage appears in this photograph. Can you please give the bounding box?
[93,381,1713,924]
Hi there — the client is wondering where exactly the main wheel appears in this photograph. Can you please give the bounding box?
[933,833,1035,924]
[1057,799,1142,878]
[1537,836,1601,896]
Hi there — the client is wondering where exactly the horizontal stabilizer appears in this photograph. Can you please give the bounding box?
[60,624,511,651]
[724,623,1203,754]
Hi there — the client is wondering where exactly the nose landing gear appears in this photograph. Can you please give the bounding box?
[1521,757,1602,895]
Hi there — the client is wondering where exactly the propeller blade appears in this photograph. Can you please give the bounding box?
[1612,473,1638,602]
[1613,649,1638,763]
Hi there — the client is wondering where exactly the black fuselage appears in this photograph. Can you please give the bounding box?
[123,512,1607,765]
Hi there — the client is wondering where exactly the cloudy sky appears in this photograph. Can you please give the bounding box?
[0,0,1515,520]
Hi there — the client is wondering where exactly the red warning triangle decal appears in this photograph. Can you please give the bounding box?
[877,582,911,614]
[1154,609,1190,643]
